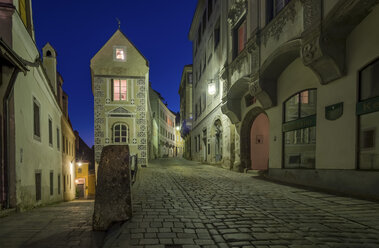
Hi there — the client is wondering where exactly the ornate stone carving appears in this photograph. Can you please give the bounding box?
[138,145,146,151]
[137,132,146,138]
[301,0,321,30]
[262,1,296,46]
[137,92,145,99]
[132,138,137,144]
[110,107,130,114]
[137,79,145,85]
[227,0,247,26]
[301,31,344,84]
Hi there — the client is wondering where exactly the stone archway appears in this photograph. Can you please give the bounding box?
[240,107,266,171]
[213,119,223,163]
[250,113,269,170]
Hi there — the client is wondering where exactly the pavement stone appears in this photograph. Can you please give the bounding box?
[0,200,103,247]
[104,158,379,248]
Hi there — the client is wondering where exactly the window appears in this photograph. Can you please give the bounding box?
[198,26,202,46]
[202,11,207,33]
[58,174,61,194]
[57,128,60,150]
[188,73,193,84]
[112,79,127,101]
[283,89,317,169]
[266,0,292,23]
[113,123,128,143]
[78,168,82,174]
[114,46,126,62]
[63,174,66,193]
[233,17,247,58]
[207,35,213,63]
[358,58,379,170]
[35,172,41,201]
[33,97,41,140]
[214,19,220,50]
[48,117,53,146]
[208,0,213,20]
[50,171,54,196]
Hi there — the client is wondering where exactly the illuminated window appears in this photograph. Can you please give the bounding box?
[113,79,127,101]
[113,123,128,143]
[233,17,247,58]
[116,49,124,60]
[114,46,126,61]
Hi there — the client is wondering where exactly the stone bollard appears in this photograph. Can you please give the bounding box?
[93,145,132,231]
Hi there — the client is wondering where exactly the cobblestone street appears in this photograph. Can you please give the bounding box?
[106,158,379,248]
[0,200,103,248]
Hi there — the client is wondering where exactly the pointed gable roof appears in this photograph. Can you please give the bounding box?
[91,29,149,67]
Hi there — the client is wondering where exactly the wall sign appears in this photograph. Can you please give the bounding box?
[282,115,316,132]
[357,96,379,115]
[325,102,343,120]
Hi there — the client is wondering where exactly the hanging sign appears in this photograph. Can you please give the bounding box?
[325,102,343,120]
[357,96,379,115]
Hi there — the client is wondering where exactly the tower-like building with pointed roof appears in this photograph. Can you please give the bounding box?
[91,29,149,166]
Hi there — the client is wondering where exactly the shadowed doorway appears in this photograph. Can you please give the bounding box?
[250,113,269,170]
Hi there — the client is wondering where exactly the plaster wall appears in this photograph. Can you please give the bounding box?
[61,117,75,201]
[13,65,63,210]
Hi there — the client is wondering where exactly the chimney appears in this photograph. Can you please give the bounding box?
[42,43,57,95]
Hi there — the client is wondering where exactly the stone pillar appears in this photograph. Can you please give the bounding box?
[93,145,132,231]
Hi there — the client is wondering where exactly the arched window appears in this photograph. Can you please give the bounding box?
[113,123,128,143]
[358,58,379,170]
[283,89,317,169]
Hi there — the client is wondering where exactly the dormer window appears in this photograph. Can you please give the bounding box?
[113,46,126,62]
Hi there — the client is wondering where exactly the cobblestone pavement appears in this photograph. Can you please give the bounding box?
[105,158,379,248]
[0,200,104,248]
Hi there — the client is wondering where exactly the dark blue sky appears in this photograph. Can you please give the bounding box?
[32,1,197,147]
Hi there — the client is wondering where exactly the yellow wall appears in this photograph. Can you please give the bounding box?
[75,162,89,198]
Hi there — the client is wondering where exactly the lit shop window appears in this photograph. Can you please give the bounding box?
[113,79,127,101]
[283,89,317,169]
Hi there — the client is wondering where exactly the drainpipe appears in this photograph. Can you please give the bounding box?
[3,67,20,209]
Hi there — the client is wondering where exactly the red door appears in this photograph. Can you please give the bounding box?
[250,113,269,170]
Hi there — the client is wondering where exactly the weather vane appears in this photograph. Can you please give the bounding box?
[116,18,121,29]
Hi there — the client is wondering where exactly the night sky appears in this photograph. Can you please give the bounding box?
[32,1,197,147]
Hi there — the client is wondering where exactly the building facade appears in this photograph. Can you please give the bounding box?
[189,0,235,168]
[175,114,184,157]
[149,88,176,158]
[74,131,96,199]
[178,65,193,160]
[187,0,379,198]
[91,29,149,167]
[0,0,70,210]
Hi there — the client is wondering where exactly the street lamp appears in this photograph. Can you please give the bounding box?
[208,79,216,95]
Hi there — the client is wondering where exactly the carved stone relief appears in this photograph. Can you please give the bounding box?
[262,1,296,46]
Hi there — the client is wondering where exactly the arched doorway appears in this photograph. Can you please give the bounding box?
[250,113,269,170]
[214,120,223,162]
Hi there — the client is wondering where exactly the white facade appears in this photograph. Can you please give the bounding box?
[3,0,65,209]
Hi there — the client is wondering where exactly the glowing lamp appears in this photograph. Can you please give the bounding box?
[208,82,216,95]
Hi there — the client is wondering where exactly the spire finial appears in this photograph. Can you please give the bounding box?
[116,18,121,29]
